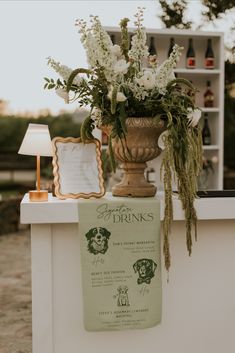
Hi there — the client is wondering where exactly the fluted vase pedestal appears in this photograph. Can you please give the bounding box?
[100,117,165,197]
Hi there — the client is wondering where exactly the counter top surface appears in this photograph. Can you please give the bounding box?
[20,192,235,224]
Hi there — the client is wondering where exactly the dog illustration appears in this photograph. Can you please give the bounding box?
[133,259,157,284]
[85,227,111,255]
[117,285,130,306]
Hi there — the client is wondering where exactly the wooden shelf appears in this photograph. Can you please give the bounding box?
[200,107,220,113]
[203,145,219,150]
[174,68,220,75]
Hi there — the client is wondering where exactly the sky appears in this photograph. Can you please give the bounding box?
[0,0,234,115]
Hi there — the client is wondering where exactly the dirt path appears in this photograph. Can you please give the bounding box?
[0,230,32,353]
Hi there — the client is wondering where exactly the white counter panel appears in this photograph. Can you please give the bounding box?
[21,192,235,224]
[30,221,235,353]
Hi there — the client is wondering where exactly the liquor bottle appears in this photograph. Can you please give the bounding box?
[205,38,215,69]
[168,37,175,57]
[204,81,214,107]
[202,113,211,145]
[186,38,196,69]
[148,36,157,67]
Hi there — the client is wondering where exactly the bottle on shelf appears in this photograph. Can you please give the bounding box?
[202,113,211,145]
[186,38,196,69]
[204,80,214,107]
[168,37,175,57]
[148,36,157,67]
[205,38,215,69]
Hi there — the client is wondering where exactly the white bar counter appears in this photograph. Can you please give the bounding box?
[21,193,235,353]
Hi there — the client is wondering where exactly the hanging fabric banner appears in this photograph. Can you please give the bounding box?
[78,195,162,331]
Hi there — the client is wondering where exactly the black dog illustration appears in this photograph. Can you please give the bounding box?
[117,285,130,307]
[85,227,111,255]
[133,259,157,284]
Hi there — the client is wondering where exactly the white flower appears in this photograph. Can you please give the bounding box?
[107,87,127,102]
[113,59,129,74]
[47,57,82,86]
[76,16,115,82]
[155,44,183,94]
[55,88,69,103]
[116,92,127,102]
[73,75,83,86]
[211,156,219,164]
[136,71,156,90]
[187,108,201,127]
[128,9,149,70]
[110,44,122,58]
[168,70,175,82]
[158,131,168,150]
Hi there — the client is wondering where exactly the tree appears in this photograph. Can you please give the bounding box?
[224,61,235,169]
[159,0,192,29]
[0,113,81,152]
[202,0,235,20]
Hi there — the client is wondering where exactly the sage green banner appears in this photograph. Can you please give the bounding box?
[78,196,162,331]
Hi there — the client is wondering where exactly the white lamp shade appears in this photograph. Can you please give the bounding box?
[18,123,53,157]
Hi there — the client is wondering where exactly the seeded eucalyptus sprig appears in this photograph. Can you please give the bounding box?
[43,77,64,90]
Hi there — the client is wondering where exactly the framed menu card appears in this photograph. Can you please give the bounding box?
[52,137,105,199]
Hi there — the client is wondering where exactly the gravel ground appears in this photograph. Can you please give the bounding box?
[0,229,32,353]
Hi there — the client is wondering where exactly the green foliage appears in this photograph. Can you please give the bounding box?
[224,61,235,169]
[159,0,235,28]
[202,0,235,20]
[159,81,202,271]
[224,99,235,168]
[225,60,235,85]
[81,115,95,141]
[66,68,92,93]
[119,17,130,61]
[0,113,81,152]
[44,77,63,90]
[159,0,192,29]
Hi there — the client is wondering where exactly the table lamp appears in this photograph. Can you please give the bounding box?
[18,123,53,202]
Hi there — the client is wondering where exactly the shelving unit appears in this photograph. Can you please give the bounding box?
[104,27,224,190]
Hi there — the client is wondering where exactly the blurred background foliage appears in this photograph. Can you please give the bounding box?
[0,112,81,153]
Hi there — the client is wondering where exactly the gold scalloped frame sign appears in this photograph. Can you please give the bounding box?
[52,137,105,199]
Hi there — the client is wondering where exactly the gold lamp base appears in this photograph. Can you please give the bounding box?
[29,190,48,202]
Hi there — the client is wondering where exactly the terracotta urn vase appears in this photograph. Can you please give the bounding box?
[101,117,165,197]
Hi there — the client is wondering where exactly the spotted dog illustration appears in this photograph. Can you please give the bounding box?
[85,227,111,255]
[133,259,157,284]
[116,285,130,306]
